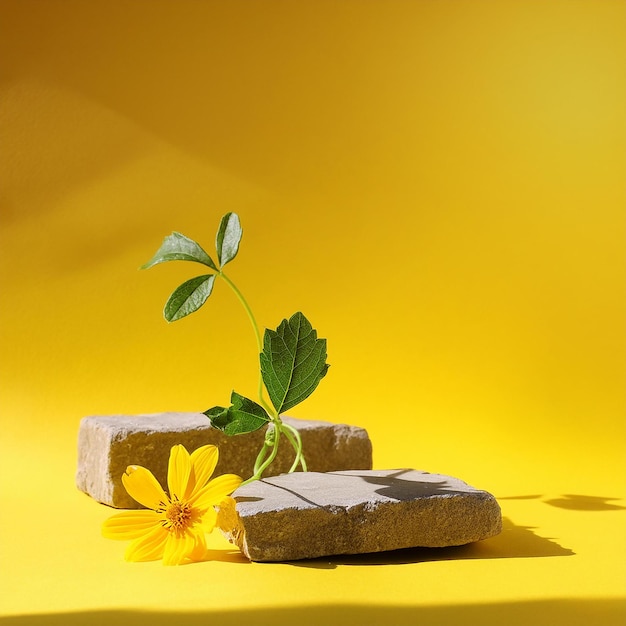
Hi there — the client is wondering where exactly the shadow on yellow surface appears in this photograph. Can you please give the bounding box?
[164,516,572,568]
[543,495,626,512]
[287,517,573,569]
[500,494,626,512]
[2,599,625,626]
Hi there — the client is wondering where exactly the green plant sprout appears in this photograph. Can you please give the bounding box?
[141,213,329,484]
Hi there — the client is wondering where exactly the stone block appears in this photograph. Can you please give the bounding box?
[226,469,502,561]
[76,412,372,508]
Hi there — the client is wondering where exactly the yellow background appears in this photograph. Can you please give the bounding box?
[1,0,624,624]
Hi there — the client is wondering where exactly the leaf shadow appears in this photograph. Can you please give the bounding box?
[329,469,475,500]
[256,469,489,508]
[498,494,626,511]
[543,495,626,511]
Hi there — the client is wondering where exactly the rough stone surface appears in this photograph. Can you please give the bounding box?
[76,413,372,508]
[226,469,502,561]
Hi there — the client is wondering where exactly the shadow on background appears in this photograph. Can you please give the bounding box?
[289,517,573,569]
[543,495,626,511]
[499,494,626,511]
[1,599,624,626]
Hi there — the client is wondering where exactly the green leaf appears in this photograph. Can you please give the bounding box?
[260,312,329,414]
[204,392,270,435]
[164,274,215,322]
[141,232,217,270]
[215,212,242,267]
[204,405,228,425]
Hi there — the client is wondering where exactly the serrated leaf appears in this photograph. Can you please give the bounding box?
[260,312,329,414]
[164,274,215,322]
[215,212,242,267]
[204,392,270,435]
[141,232,217,270]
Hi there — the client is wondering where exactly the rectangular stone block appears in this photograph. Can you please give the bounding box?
[76,412,372,508]
[226,469,502,561]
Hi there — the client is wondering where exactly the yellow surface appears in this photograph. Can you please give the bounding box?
[1,0,625,624]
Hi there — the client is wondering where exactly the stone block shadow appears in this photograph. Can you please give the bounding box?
[288,516,573,568]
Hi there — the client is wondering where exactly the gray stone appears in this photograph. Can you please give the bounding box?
[76,413,372,508]
[225,469,502,561]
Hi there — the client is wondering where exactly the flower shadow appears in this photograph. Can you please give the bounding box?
[200,548,251,565]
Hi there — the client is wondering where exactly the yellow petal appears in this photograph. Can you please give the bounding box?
[190,474,242,509]
[162,531,196,566]
[122,466,167,510]
[199,506,218,533]
[216,497,239,534]
[185,445,219,499]
[167,444,191,500]
[124,525,169,562]
[102,510,161,540]
[189,529,207,561]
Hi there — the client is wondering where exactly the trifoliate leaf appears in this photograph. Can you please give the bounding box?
[260,312,329,414]
[164,274,215,322]
[141,232,217,270]
[215,212,242,267]
[204,392,270,435]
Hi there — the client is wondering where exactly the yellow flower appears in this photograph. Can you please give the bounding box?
[102,444,242,565]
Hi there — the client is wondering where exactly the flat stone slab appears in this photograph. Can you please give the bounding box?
[76,413,372,508]
[226,469,502,561]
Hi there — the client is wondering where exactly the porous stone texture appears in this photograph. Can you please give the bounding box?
[76,413,372,508]
[226,469,502,561]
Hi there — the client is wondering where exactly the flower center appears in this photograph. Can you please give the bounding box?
[164,500,193,532]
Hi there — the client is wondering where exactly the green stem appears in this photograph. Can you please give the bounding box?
[282,426,302,473]
[218,271,276,418]
[256,426,281,475]
[283,422,307,472]
[253,443,271,475]
[241,425,282,485]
